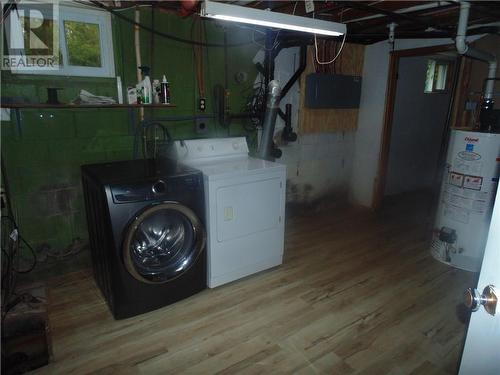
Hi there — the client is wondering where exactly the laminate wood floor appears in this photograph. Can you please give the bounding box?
[36,193,474,374]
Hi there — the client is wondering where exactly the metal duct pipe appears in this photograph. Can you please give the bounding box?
[257,80,281,160]
[456,1,497,99]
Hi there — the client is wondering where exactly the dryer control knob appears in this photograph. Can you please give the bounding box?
[152,180,167,194]
[232,141,240,150]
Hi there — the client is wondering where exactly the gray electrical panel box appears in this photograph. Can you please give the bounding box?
[305,73,362,109]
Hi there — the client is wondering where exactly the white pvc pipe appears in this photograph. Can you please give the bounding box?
[134,7,142,83]
[456,1,497,99]
[456,1,469,54]
[345,2,445,24]
[134,7,144,120]
[483,60,498,99]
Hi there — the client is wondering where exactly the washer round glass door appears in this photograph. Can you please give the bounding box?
[123,202,205,284]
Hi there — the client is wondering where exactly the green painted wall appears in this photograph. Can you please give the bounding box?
[1,8,259,252]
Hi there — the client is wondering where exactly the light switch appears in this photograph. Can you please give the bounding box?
[224,206,233,221]
[1,108,11,121]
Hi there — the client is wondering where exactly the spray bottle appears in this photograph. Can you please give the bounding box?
[138,66,152,104]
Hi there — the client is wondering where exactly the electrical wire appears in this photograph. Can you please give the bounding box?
[312,8,347,66]
[192,16,206,99]
[251,28,281,51]
[142,122,172,159]
[248,1,299,51]
[1,216,37,274]
[1,230,19,324]
[1,158,37,274]
[85,0,254,48]
[132,117,214,159]
[314,31,347,65]
[242,78,266,130]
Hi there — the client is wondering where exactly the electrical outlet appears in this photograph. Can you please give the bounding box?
[199,98,206,111]
[195,118,208,134]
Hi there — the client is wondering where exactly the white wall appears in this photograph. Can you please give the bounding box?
[270,37,482,206]
[274,48,354,203]
[385,56,452,195]
[349,37,481,207]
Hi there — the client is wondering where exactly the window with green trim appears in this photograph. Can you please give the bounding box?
[4,4,115,77]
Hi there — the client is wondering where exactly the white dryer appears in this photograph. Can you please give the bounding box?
[174,137,286,288]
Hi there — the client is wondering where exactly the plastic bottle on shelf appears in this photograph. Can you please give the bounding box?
[138,66,152,104]
[116,76,124,104]
[152,79,160,104]
[160,75,170,105]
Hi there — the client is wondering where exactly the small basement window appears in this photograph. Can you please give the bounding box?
[4,4,114,77]
[424,59,449,93]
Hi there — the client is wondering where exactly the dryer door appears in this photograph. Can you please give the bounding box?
[123,202,205,284]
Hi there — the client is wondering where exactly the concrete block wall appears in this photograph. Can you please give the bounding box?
[1,9,259,252]
[273,47,355,204]
[2,109,133,249]
[280,132,354,203]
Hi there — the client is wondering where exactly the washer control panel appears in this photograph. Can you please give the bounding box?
[110,175,201,203]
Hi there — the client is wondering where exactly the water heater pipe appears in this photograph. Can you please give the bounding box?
[257,80,281,160]
[456,1,497,99]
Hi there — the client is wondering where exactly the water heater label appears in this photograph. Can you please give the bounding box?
[443,204,469,224]
[466,143,474,152]
[454,156,483,175]
[463,175,483,191]
[449,172,464,187]
[443,183,488,215]
[457,151,481,161]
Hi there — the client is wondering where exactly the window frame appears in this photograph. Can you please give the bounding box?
[7,4,115,78]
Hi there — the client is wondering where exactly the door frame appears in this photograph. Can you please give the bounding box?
[372,44,459,209]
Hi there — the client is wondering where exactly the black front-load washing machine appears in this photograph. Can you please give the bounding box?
[81,158,206,319]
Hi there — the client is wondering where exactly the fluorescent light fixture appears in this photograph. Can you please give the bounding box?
[200,0,346,37]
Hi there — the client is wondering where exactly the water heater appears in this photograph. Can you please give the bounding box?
[431,129,500,272]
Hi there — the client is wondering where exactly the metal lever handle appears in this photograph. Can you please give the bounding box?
[464,285,498,316]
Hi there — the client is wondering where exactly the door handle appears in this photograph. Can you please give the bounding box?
[464,285,497,316]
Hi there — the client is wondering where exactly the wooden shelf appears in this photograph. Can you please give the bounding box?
[1,103,176,109]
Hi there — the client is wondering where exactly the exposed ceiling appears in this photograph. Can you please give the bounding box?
[99,1,500,44]
[232,1,500,44]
